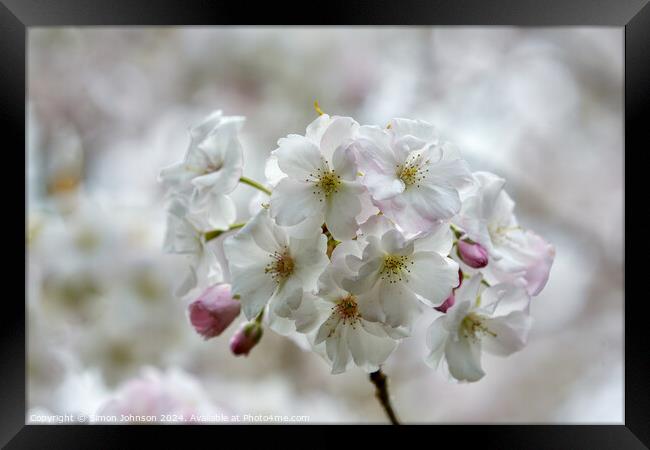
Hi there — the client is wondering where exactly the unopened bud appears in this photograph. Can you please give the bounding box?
[230,321,263,356]
[457,239,488,269]
[188,284,240,339]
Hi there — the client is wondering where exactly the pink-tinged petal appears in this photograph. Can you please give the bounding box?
[521,231,555,296]
[434,292,456,313]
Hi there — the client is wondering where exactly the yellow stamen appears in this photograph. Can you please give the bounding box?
[380,254,413,284]
[314,100,325,116]
[461,312,497,343]
[264,247,295,284]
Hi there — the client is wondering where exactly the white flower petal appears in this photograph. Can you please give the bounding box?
[482,311,532,357]
[409,252,459,306]
[330,326,351,374]
[331,145,359,181]
[413,222,454,255]
[275,134,325,179]
[379,281,421,329]
[445,335,485,382]
[389,118,437,145]
[270,178,325,227]
[315,313,340,345]
[425,317,449,369]
[319,116,358,163]
[228,262,276,320]
[264,151,287,187]
[325,183,362,241]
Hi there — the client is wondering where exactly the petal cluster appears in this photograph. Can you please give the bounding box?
[159,108,554,383]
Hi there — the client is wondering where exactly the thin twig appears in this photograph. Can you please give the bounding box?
[369,369,400,425]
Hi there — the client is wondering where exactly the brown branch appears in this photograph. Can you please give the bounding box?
[369,369,400,425]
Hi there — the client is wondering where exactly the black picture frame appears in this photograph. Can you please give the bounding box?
[2,0,645,447]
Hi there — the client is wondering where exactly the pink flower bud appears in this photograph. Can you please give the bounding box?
[457,239,489,268]
[188,284,240,339]
[435,292,455,313]
[230,321,263,356]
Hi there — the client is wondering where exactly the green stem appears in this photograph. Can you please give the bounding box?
[204,222,245,242]
[239,176,271,196]
[254,307,264,324]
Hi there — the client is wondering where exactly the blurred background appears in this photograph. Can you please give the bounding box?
[27,27,623,423]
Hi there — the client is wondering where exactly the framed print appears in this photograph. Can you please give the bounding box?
[2,0,647,447]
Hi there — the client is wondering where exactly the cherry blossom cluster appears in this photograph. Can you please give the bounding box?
[159,108,554,383]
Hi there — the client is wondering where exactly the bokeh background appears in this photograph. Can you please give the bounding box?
[27,27,623,423]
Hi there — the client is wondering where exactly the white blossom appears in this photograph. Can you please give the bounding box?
[294,242,400,374]
[454,171,555,295]
[340,215,460,331]
[425,274,532,382]
[352,118,473,233]
[223,208,329,321]
[163,197,221,296]
[159,110,244,225]
[269,114,368,240]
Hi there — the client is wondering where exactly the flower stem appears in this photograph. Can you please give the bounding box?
[369,369,400,425]
[239,176,271,196]
[204,222,245,242]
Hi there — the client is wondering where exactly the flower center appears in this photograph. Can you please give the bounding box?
[204,161,222,173]
[396,153,429,188]
[305,160,342,201]
[334,295,360,325]
[264,247,295,283]
[460,312,497,343]
[379,254,413,284]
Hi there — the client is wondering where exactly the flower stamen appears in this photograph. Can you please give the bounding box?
[396,153,430,188]
[380,254,413,284]
[461,312,497,343]
[331,295,361,331]
[305,160,342,201]
[264,247,295,283]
